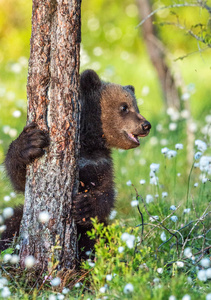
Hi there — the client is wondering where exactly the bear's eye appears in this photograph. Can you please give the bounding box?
[120,104,129,113]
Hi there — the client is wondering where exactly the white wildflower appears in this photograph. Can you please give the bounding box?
[176,261,184,268]
[0,225,6,233]
[161,147,169,155]
[11,63,22,74]
[167,108,180,120]
[126,180,132,186]
[3,196,11,202]
[195,139,207,153]
[184,248,192,258]
[167,150,177,158]
[139,179,146,185]
[74,282,82,288]
[150,176,158,185]
[12,110,21,118]
[0,277,8,286]
[160,231,167,242]
[9,128,18,138]
[121,233,131,242]
[10,254,20,264]
[131,200,139,207]
[141,86,149,96]
[123,283,134,294]
[182,295,191,300]
[62,288,70,294]
[177,173,181,177]
[199,156,211,174]
[170,215,178,222]
[197,270,207,281]
[3,126,10,134]
[194,183,198,187]
[206,268,211,279]
[153,277,160,283]
[200,258,210,268]
[157,268,163,274]
[150,136,158,146]
[121,233,135,249]
[194,151,202,160]
[38,211,50,223]
[149,216,159,222]
[10,192,16,198]
[201,124,211,137]
[3,207,14,219]
[205,115,211,123]
[206,293,211,300]
[49,295,57,300]
[51,277,61,287]
[188,122,197,133]
[170,205,176,211]
[106,274,113,281]
[162,192,168,198]
[175,143,183,150]
[156,124,163,132]
[1,287,11,298]
[169,123,177,131]
[88,261,95,267]
[3,254,12,263]
[25,255,36,268]
[126,235,135,249]
[169,296,177,300]
[118,246,124,253]
[202,177,208,184]
[15,244,20,250]
[150,163,160,173]
[146,195,153,204]
[109,210,117,220]
[99,286,106,293]
[181,92,190,101]
[183,208,191,214]
[160,138,168,146]
[180,109,190,119]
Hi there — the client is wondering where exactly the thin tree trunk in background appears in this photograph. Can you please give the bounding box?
[19,0,81,270]
[137,0,181,109]
[137,0,195,165]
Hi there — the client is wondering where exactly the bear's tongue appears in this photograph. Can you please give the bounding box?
[128,133,139,144]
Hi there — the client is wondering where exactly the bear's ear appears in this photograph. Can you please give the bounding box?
[125,85,135,94]
[80,69,102,92]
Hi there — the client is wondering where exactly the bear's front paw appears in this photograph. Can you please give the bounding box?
[19,122,50,164]
[73,193,96,226]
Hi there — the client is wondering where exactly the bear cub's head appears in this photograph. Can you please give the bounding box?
[80,69,151,150]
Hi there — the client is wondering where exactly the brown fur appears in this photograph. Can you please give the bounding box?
[2,69,151,258]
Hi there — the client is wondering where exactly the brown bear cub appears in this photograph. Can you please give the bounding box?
[2,69,151,257]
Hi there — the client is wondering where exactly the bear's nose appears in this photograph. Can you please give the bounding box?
[142,121,151,131]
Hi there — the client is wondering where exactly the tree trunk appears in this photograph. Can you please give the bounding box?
[137,0,181,109]
[19,0,81,271]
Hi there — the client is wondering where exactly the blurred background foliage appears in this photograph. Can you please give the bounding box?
[0,0,210,216]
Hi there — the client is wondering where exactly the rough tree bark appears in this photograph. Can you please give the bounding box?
[137,0,181,109]
[19,0,81,270]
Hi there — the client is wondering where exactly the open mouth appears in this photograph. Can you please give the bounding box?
[127,131,150,145]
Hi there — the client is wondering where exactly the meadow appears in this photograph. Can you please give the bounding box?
[0,0,211,299]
